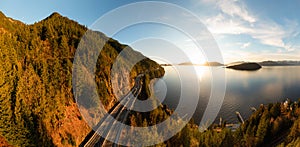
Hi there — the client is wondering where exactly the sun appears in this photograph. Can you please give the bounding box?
[198,58,206,65]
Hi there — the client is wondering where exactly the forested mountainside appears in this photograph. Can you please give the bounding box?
[0,11,164,146]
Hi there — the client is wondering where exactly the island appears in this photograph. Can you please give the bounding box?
[226,62,262,70]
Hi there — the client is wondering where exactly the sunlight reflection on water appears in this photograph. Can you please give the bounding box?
[155,66,300,123]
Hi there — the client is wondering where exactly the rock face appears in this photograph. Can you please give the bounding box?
[226,62,262,70]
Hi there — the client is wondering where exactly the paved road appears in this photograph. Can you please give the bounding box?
[80,75,143,147]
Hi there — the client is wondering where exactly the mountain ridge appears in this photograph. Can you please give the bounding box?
[0,11,164,146]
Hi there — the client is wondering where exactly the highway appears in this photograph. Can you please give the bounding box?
[80,74,143,147]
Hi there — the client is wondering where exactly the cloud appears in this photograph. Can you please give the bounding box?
[200,0,256,23]
[205,14,251,34]
[241,42,251,48]
[200,0,300,52]
[249,22,286,48]
[217,0,256,23]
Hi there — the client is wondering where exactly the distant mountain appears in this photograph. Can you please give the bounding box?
[176,61,224,66]
[226,62,262,71]
[226,61,245,66]
[178,61,194,65]
[202,62,224,66]
[259,60,300,66]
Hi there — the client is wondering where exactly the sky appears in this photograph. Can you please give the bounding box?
[1,0,300,64]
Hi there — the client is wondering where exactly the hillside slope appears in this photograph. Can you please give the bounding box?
[0,11,164,146]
